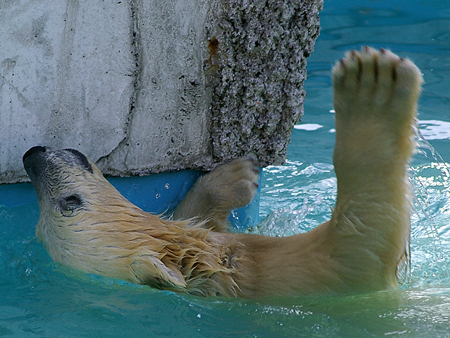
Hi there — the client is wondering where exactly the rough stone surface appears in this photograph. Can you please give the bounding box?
[0,0,322,184]
[207,0,323,166]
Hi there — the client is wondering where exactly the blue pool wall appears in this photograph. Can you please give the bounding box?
[0,169,261,231]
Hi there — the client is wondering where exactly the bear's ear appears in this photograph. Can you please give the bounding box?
[130,256,186,289]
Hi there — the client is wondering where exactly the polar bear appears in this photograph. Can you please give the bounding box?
[23,47,422,298]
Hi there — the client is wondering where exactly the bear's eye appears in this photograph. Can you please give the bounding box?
[58,194,84,217]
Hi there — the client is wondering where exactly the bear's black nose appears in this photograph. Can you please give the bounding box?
[23,146,47,163]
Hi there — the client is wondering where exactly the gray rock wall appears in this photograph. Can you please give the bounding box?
[0,0,323,184]
[208,0,323,166]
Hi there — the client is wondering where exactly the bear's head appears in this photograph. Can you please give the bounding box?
[23,146,134,224]
[22,146,187,289]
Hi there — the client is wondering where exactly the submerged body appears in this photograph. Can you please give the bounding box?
[23,48,422,298]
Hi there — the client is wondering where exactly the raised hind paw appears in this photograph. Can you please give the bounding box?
[332,47,422,129]
[332,47,422,186]
[173,154,260,232]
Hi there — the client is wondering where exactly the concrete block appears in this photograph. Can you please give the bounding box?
[97,0,212,176]
[0,0,134,183]
[0,0,323,184]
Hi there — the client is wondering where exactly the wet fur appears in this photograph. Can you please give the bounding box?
[24,48,422,298]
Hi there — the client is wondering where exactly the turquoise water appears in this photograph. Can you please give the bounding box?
[3,0,450,336]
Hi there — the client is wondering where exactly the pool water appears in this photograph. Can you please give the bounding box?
[3,0,450,336]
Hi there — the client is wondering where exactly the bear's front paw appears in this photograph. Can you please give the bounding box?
[203,154,260,212]
[173,154,260,232]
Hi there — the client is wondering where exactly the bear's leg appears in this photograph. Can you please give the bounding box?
[173,155,259,232]
[329,47,422,290]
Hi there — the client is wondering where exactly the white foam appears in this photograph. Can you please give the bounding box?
[294,123,323,131]
[418,120,450,140]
